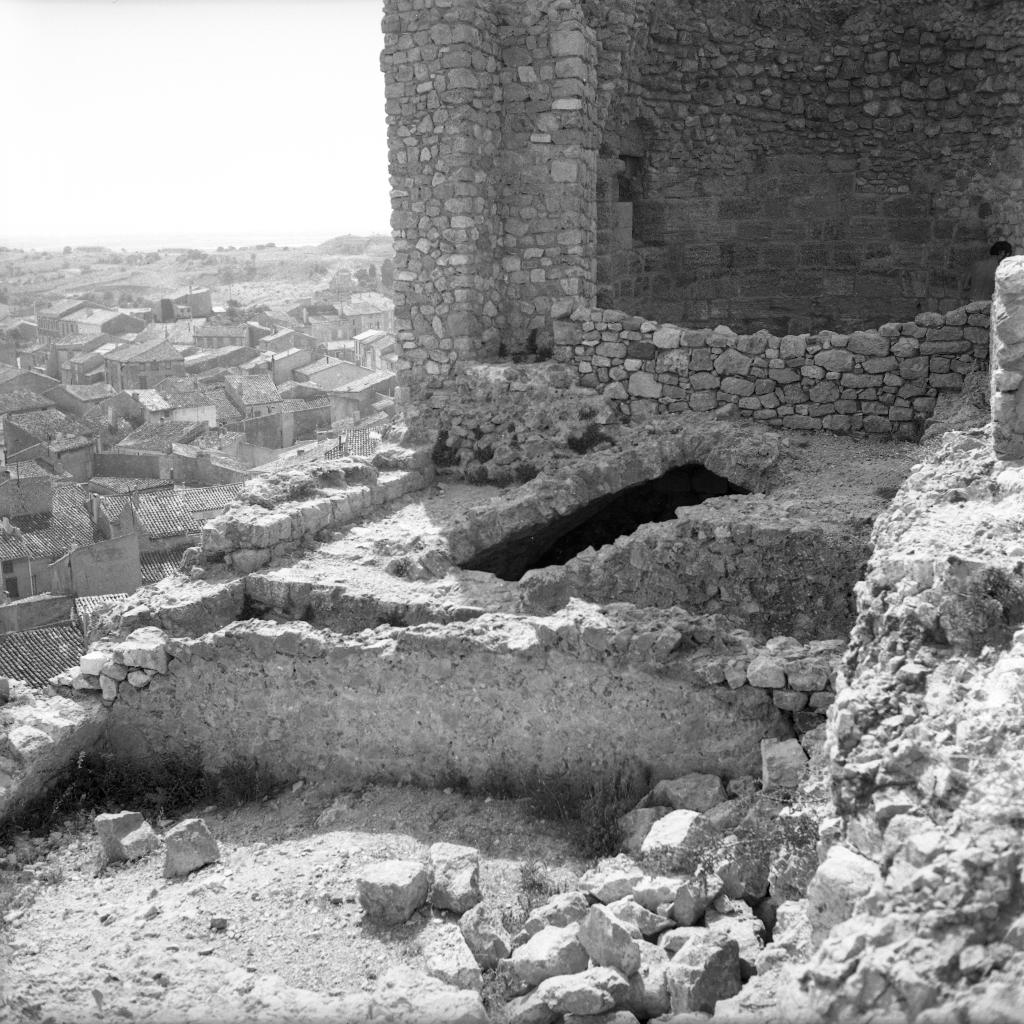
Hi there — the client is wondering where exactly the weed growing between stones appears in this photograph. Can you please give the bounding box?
[473,758,651,859]
[566,421,613,454]
[1,748,283,842]
[429,428,459,468]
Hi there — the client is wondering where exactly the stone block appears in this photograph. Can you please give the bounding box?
[421,921,483,990]
[618,807,669,857]
[806,843,881,945]
[459,902,511,969]
[536,966,630,1017]
[648,773,726,812]
[113,627,168,674]
[640,810,706,871]
[665,931,742,1014]
[428,841,481,914]
[356,859,429,925]
[513,891,591,947]
[509,924,589,990]
[579,855,645,903]
[95,811,158,862]
[760,738,808,791]
[578,904,642,976]
[163,817,220,879]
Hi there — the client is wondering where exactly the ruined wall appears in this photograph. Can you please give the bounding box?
[552,301,990,435]
[90,608,836,789]
[383,0,600,390]
[596,0,1024,332]
[382,0,1022,386]
[519,497,869,642]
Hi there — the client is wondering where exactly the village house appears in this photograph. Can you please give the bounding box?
[98,482,241,554]
[193,322,249,349]
[268,347,314,385]
[105,335,186,390]
[59,308,146,338]
[224,373,284,419]
[333,369,398,421]
[0,474,95,599]
[36,299,104,342]
[4,408,96,481]
[338,293,394,339]
[171,287,213,319]
[115,419,207,457]
[182,346,258,375]
[49,383,118,422]
[66,341,118,385]
[354,329,397,372]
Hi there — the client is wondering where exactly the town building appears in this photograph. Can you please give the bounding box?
[4,408,96,481]
[105,336,186,390]
[224,373,284,419]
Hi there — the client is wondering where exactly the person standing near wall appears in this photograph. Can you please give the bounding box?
[964,241,1014,301]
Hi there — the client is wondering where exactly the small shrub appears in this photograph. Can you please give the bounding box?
[430,428,459,468]
[513,461,539,484]
[566,422,613,455]
[497,342,508,359]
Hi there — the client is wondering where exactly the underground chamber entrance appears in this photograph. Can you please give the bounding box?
[463,463,748,581]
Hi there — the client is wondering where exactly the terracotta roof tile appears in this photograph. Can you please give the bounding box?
[0,622,84,688]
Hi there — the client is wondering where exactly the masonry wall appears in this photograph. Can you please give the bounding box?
[98,613,831,788]
[596,0,1024,333]
[381,0,1022,387]
[552,301,990,435]
[93,451,162,481]
[50,533,142,599]
[384,0,600,390]
[0,594,74,635]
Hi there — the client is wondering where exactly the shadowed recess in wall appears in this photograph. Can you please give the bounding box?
[463,464,748,581]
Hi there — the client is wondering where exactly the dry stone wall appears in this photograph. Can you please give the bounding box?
[519,496,869,642]
[76,605,844,793]
[552,301,991,436]
[992,256,1024,459]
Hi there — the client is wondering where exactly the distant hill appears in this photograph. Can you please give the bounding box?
[318,234,393,256]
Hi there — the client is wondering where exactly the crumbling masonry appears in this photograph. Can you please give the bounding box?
[383,0,1023,387]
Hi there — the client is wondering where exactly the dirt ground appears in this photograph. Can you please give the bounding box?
[1,782,587,1023]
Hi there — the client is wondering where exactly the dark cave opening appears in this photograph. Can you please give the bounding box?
[463,463,748,582]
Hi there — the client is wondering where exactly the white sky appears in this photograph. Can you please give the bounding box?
[0,0,392,248]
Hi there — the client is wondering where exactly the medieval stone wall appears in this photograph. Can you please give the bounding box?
[554,301,990,434]
[382,0,1021,388]
[596,0,1024,333]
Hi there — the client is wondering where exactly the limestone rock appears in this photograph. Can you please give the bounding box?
[579,855,645,903]
[95,811,158,862]
[705,905,765,971]
[605,896,674,939]
[428,841,481,914]
[513,890,591,946]
[536,966,630,1016]
[640,809,707,871]
[647,773,727,812]
[658,926,706,954]
[666,931,742,1014]
[356,859,429,925]
[162,818,220,878]
[760,737,808,791]
[508,924,589,990]
[113,627,169,674]
[459,901,511,969]
[361,966,487,1024]
[420,921,482,990]
[806,844,880,946]
[504,988,557,1024]
[578,904,642,976]
[618,806,668,856]
[633,940,671,1018]
[564,1014,640,1024]
[670,872,724,926]
[631,874,682,913]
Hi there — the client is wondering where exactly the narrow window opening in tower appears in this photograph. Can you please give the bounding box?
[462,464,748,582]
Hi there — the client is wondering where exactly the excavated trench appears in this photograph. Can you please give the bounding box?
[462,464,749,581]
